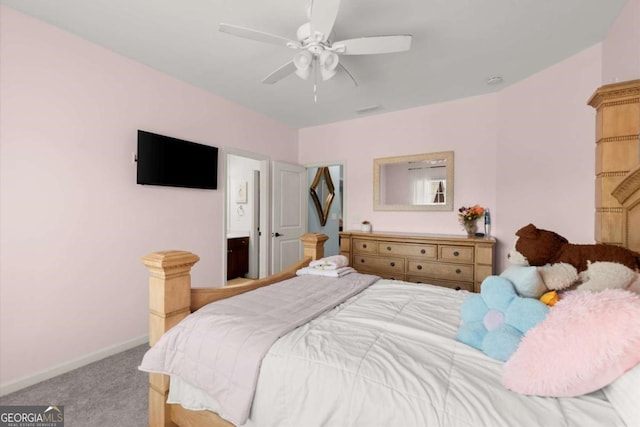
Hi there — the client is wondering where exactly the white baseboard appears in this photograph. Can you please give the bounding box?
[0,335,149,397]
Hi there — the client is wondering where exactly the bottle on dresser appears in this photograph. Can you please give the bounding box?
[484,209,491,237]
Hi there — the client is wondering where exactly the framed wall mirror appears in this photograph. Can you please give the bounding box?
[310,167,335,226]
[374,151,454,211]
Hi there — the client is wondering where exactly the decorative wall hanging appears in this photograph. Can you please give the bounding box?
[236,181,248,204]
[310,167,335,226]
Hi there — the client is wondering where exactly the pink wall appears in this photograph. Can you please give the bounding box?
[299,94,499,233]
[2,0,637,392]
[602,0,640,84]
[0,6,298,387]
[299,48,601,274]
[496,44,601,271]
[300,0,638,273]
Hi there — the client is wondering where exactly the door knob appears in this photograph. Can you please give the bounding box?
[273,232,283,237]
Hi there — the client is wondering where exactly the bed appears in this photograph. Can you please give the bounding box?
[139,81,640,427]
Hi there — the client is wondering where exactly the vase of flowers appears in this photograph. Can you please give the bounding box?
[458,205,484,237]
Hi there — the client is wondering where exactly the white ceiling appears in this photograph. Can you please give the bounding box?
[1,0,628,128]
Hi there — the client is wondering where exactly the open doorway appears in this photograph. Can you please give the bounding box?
[225,151,270,282]
[306,163,345,256]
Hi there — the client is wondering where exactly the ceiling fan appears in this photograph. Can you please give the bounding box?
[219,0,412,91]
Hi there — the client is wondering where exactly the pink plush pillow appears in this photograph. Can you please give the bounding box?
[502,289,640,397]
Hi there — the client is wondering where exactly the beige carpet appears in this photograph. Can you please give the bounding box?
[0,344,148,426]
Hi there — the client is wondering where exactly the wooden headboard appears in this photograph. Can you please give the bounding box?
[588,79,640,253]
[612,165,640,253]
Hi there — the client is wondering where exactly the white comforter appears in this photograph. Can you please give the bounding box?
[169,280,624,427]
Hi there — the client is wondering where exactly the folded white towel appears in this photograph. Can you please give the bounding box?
[309,255,349,270]
[296,266,356,278]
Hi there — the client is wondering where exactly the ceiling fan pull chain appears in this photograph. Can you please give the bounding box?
[313,58,319,103]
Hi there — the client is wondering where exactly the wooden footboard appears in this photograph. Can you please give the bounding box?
[141,233,329,427]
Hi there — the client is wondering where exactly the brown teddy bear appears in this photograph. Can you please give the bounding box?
[508,224,640,293]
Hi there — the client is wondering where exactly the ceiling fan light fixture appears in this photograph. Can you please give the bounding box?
[319,51,339,81]
[320,51,338,70]
[320,67,336,81]
[296,67,311,80]
[294,50,312,68]
[294,51,313,79]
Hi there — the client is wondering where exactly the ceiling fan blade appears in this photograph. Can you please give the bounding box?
[334,35,412,55]
[309,0,341,41]
[337,63,358,87]
[261,61,297,84]
[219,23,298,48]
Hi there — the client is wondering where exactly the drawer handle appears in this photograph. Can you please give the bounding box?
[455,286,462,291]
[386,246,392,251]
[417,265,422,270]
[390,262,395,267]
[455,268,462,274]
[362,244,367,249]
[360,259,366,264]
[420,249,426,254]
[453,251,460,256]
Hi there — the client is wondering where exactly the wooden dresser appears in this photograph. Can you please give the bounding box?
[339,231,496,292]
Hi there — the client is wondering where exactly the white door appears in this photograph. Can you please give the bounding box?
[272,161,307,273]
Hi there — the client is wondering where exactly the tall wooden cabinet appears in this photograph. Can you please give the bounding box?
[588,79,640,246]
[339,231,496,292]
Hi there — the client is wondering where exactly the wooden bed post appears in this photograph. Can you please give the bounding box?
[300,232,329,260]
[141,233,328,427]
[588,79,640,246]
[142,250,200,427]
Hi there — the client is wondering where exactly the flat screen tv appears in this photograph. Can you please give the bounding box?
[136,130,218,189]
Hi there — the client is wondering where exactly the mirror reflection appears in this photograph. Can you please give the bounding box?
[310,167,335,226]
[374,151,454,211]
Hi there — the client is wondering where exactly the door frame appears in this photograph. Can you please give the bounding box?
[223,148,270,281]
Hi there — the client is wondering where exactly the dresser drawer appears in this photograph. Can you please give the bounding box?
[377,242,437,259]
[354,254,404,274]
[407,260,473,282]
[439,245,474,263]
[405,276,474,292]
[352,239,378,254]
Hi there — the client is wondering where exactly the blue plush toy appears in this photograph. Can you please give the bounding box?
[456,276,550,362]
